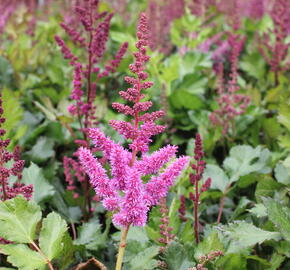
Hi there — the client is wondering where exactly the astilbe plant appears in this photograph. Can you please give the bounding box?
[158,197,175,253]
[189,134,211,244]
[178,135,211,242]
[0,0,38,33]
[156,197,175,269]
[0,94,33,244]
[190,0,216,17]
[78,13,189,270]
[188,250,223,270]
[258,0,290,85]
[209,32,250,137]
[55,0,128,218]
[147,0,185,54]
[55,0,128,129]
[0,94,32,202]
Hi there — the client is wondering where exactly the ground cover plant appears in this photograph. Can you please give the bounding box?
[0,0,290,269]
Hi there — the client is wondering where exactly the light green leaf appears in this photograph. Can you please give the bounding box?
[223,145,271,183]
[170,89,204,110]
[274,162,290,185]
[263,198,290,241]
[22,163,55,203]
[164,242,192,270]
[129,246,159,270]
[179,220,195,244]
[0,196,41,243]
[278,102,290,131]
[34,101,56,121]
[2,89,23,137]
[222,221,281,253]
[0,244,46,270]
[240,52,266,80]
[229,197,251,221]
[39,212,67,260]
[255,176,281,203]
[267,253,285,270]
[203,164,230,192]
[27,137,55,163]
[216,253,247,270]
[74,218,104,250]
[58,232,76,270]
[195,232,224,259]
[248,204,267,218]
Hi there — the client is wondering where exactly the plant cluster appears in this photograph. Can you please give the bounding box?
[0,0,290,269]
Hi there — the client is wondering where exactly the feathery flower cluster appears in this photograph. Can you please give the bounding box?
[56,0,128,218]
[189,134,211,243]
[178,194,187,222]
[190,0,216,17]
[258,0,290,85]
[190,134,211,198]
[188,250,223,270]
[55,0,128,126]
[158,197,175,253]
[218,0,264,24]
[210,33,250,136]
[78,13,189,227]
[104,0,129,22]
[63,156,86,199]
[0,94,33,202]
[147,0,185,54]
[0,0,38,34]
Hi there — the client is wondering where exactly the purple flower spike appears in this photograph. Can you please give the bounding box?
[78,13,189,228]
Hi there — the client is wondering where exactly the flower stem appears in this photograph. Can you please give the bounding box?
[194,175,199,244]
[115,225,130,270]
[217,194,225,224]
[31,241,54,270]
[217,184,231,224]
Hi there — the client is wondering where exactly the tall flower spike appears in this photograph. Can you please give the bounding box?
[78,13,189,270]
[0,94,33,202]
[210,32,250,136]
[78,12,189,228]
[56,0,128,219]
[186,134,211,244]
[56,0,128,126]
[258,0,290,85]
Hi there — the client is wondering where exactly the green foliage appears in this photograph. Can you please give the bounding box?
[1,1,290,268]
[2,88,26,147]
[39,212,68,260]
[221,221,281,253]
[0,244,46,270]
[0,196,41,243]
[27,137,55,163]
[128,246,159,270]
[223,145,271,183]
[22,163,55,203]
[263,198,290,241]
[195,232,224,258]
[0,197,72,269]
[164,242,193,270]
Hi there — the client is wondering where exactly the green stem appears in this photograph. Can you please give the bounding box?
[217,184,231,224]
[31,241,54,270]
[115,225,130,270]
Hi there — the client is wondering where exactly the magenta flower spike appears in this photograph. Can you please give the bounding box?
[0,94,33,202]
[78,13,189,229]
